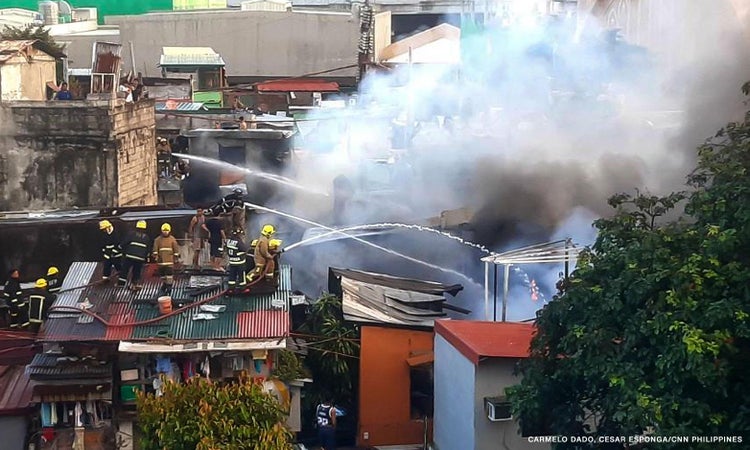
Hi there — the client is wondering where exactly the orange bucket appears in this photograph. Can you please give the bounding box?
[158,296,173,315]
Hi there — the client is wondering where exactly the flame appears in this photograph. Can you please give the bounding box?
[530,279,539,302]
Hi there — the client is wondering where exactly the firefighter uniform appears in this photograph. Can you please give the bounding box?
[152,223,180,294]
[225,229,248,290]
[118,220,151,290]
[46,267,61,295]
[99,220,122,280]
[249,225,276,282]
[3,271,23,328]
[156,138,173,178]
[28,279,52,333]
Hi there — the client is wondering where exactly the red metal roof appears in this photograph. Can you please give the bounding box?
[255,79,339,93]
[237,310,289,339]
[435,320,535,364]
[0,365,35,416]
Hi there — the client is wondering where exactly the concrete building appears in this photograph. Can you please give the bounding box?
[433,320,548,450]
[0,99,158,211]
[106,9,365,78]
[0,40,64,101]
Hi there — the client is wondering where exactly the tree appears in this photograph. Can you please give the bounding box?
[508,91,750,449]
[136,377,294,450]
[0,24,64,53]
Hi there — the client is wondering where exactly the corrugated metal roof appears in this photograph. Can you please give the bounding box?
[42,262,291,343]
[0,365,35,416]
[27,354,112,380]
[256,79,340,93]
[155,101,207,111]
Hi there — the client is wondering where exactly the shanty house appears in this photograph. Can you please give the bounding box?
[0,39,65,101]
[433,320,547,450]
[328,267,467,448]
[34,261,298,450]
[0,334,38,450]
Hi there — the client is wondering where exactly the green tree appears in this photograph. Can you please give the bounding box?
[299,293,360,421]
[0,24,64,53]
[136,377,294,450]
[508,94,750,449]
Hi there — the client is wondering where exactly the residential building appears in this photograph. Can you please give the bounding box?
[33,260,297,449]
[328,267,466,448]
[0,99,158,211]
[159,47,227,109]
[0,334,38,450]
[0,40,65,101]
[433,320,549,450]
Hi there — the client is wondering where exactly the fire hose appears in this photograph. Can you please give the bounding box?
[46,264,271,328]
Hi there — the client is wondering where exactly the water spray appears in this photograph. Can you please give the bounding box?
[243,201,477,284]
[173,153,329,197]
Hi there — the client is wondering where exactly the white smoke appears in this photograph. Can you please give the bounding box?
[258,1,750,319]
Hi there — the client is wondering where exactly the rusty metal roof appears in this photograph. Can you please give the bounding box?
[26,354,112,380]
[0,365,35,416]
[0,39,66,64]
[41,262,291,343]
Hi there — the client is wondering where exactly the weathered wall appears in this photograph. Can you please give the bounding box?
[0,99,157,211]
[106,10,359,77]
[0,53,56,101]
[358,326,433,447]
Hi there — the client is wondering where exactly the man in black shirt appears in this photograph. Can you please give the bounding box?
[201,217,226,272]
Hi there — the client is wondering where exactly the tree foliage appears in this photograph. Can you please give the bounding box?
[136,378,294,450]
[0,24,64,53]
[508,92,750,449]
[300,293,360,407]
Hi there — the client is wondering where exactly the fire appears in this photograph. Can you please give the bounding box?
[530,279,539,302]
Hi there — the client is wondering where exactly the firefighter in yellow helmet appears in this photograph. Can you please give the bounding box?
[118,220,151,291]
[27,278,52,332]
[152,223,180,295]
[45,266,62,295]
[248,224,276,282]
[99,219,122,281]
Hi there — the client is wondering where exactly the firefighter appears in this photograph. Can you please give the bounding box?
[248,224,276,282]
[28,278,53,333]
[211,188,245,217]
[152,223,181,295]
[99,220,122,281]
[268,238,283,281]
[156,138,173,178]
[118,220,151,291]
[225,227,248,292]
[45,267,62,295]
[3,269,23,329]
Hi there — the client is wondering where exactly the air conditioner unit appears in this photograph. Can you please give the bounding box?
[486,397,512,422]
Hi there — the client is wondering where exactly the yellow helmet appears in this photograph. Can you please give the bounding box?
[35,278,48,289]
[269,239,282,249]
[136,220,147,229]
[99,220,112,230]
[261,224,275,237]
[47,267,59,276]
[251,239,258,247]
[161,223,172,232]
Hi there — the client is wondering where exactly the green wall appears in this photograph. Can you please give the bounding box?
[4,0,173,24]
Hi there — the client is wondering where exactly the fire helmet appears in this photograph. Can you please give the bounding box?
[35,278,48,289]
[269,239,282,250]
[47,267,59,276]
[261,224,275,237]
[233,188,244,196]
[99,220,112,230]
[136,220,147,230]
[161,223,172,232]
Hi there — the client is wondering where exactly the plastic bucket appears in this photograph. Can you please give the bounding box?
[158,296,172,315]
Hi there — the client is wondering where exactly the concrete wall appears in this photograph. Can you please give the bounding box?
[107,10,359,78]
[433,334,475,450]
[56,30,121,70]
[475,358,547,450]
[0,52,57,101]
[0,416,28,450]
[358,326,433,447]
[0,99,157,211]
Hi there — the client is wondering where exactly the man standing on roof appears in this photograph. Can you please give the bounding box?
[225,227,248,293]
[188,209,206,269]
[156,137,173,178]
[3,269,23,329]
[99,220,122,281]
[45,267,62,296]
[28,278,53,333]
[118,220,151,291]
[152,223,181,295]
[202,216,226,272]
[248,224,276,283]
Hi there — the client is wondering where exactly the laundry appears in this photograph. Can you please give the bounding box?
[192,313,218,321]
[199,304,226,313]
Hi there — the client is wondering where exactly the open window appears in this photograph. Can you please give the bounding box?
[409,366,433,419]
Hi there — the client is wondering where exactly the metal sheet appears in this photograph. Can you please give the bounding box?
[49,262,97,318]
[91,41,122,73]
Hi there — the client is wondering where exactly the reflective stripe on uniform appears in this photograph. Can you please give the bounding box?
[132,242,147,247]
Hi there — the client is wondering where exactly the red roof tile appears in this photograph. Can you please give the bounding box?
[435,320,535,364]
[0,365,35,415]
[255,79,339,93]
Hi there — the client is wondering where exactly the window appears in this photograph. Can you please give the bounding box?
[409,366,433,419]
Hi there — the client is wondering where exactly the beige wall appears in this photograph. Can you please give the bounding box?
[107,10,359,78]
[0,53,56,101]
[373,11,393,62]
[113,99,158,206]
